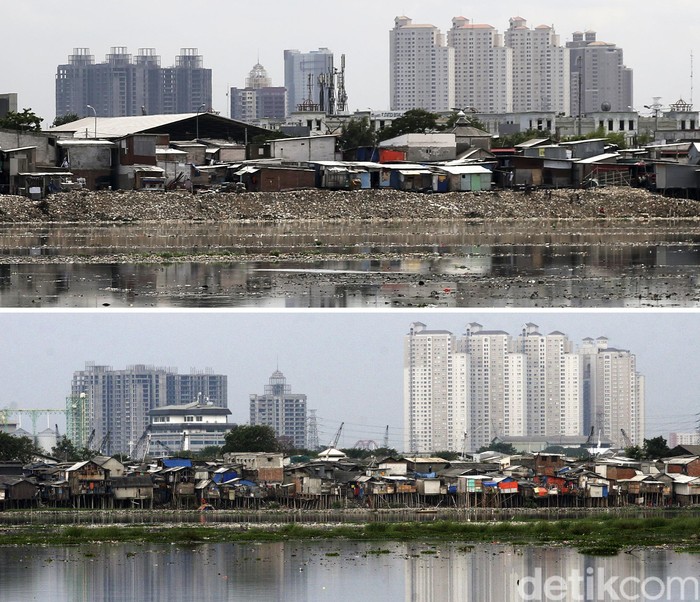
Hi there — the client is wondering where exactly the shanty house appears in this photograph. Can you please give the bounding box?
[269,135,338,162]
[379,164,433,191]
[65,460,109,498]
[432,165,492,191]
[379,133,456,162]
[0,476,38,508]
[56,139,115,190]
[234,164,315,192]
[111,475,154,507]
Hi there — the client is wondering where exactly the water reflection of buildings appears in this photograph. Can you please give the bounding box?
[3,541,699,601]
[0,229,699,307]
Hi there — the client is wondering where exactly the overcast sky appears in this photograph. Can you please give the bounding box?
[1,309,698,449]
[2,1,697,123]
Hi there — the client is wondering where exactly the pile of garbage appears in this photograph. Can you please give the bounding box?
[0,187,698,223]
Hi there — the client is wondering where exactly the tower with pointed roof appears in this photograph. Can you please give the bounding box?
[250,370,307,449]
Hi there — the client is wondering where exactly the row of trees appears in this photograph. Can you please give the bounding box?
[337,109,483,150]
[0,427,675,464]
[337,109,632,151]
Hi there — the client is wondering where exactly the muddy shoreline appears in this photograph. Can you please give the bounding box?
[1,189,698,307]
[1,187,699,224]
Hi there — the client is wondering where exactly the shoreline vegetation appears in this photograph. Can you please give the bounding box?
[1,509,699,556]
[0,188,699,225]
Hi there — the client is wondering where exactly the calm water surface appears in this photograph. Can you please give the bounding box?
[0,220,698,307]
[1,541,698,602]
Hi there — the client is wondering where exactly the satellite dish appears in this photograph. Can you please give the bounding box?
[601,102,611,112]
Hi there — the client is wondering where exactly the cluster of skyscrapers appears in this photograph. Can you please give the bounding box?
[53,16,632,124]
[56,47,213,118]
[404,322,644,454]
[67,363,227,456]
[390,15,633,116]
[66,363,310,457]
[54,46,346,123]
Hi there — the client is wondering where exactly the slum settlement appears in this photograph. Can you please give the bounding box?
[2,444,700,511]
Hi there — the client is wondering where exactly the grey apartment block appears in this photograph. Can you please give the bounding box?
[250,370,307,449]
[55,47,212,118]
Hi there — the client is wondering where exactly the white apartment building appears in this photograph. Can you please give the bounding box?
[448,17,512,114]
[404,322,468,454]
[669,432,700,448]
[404,324,642,454]
[148,401,232,458]
[390,16,455,113]
[390,16,632,120]
[462,323,521,451]
[516,325,581,439]
[579,337,644,447]
[504,17,570,114]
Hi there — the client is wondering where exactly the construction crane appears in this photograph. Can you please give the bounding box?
[154,439,178,457]
[621,429,633,448]
[584,426,595,448]
[328,422,344,449]
[130,428,151,463]
[86,429,96,450]
[97,431,111,455]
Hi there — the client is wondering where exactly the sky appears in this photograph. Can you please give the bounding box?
[0,309,698,450]
[1,1,697,123]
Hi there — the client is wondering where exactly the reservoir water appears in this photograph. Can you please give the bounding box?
[0,220,699,307]
[1,540,698,601]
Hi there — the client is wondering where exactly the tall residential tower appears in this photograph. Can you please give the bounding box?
[390,16,455,113]
[249,370,307,449]
[404,323,643,454]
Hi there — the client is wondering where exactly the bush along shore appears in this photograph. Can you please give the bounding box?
[1,511,699,556]
[0,188,699,223]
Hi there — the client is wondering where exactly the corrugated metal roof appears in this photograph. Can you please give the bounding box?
[51,113,202,137]
[19,172,73,177]
[398,169,431,175]
[435,165,491,175]
[576,153,620,164]
[57,139,116,147]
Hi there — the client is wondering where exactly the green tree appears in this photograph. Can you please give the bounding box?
[222,425,279,453]
[376,108,439,142]
[562,126,627,150]
[492,129,548,148]
[432,450,461,461]
[339,447,399,460]
[0,431,42,463]
[476,440,518,455]
[642,436,670,459]
[250,130,288,144]
[52,113,80,127]
[192,445,222,461]
[338,117,376,149]
[51,435,94,462]
[624,445,644,460]
[0,108,43,132]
